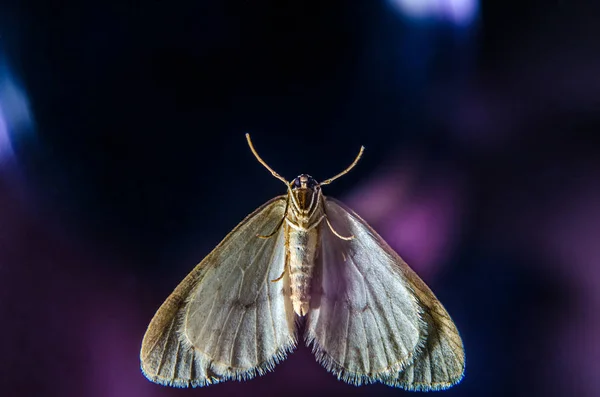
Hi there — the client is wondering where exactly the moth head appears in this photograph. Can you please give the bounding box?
[290,174,320,214]
[291,174,320,191]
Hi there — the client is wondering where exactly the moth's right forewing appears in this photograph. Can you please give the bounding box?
[140,196,296,387]
[305,198,428,386]
[384,269,465,390]
[307,198,464,390]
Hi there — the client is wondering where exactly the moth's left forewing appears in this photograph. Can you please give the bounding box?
[307,197,464,390]
[140,257,217,387]
[141,197,296,387]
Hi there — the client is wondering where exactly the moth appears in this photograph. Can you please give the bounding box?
[140,134,465,391]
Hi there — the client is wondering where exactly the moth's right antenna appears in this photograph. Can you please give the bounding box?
[246,133,289,186]
[320,145,365,186]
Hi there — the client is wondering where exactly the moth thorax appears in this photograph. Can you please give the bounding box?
[291,174,320,215]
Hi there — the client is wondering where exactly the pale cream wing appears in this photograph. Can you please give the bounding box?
[305,198,464,389]
[305,198,427,385]
[141,196,296,387]
[382,259,465,390]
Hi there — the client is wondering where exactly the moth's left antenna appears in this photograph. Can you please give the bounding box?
[246,133,289,186]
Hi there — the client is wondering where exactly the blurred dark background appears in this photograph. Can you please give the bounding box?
[1,1,599,396]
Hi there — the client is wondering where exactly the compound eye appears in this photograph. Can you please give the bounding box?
[292,178,303,188]
[307,177,319,189]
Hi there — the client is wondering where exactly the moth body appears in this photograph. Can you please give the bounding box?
[286,174,324,316]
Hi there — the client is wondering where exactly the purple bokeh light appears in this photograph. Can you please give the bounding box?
[517,173,600,397]
[345,163,465,279]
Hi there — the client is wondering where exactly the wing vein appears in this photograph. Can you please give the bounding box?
[342,307,350,367]
[366,305,392,371]
[190,289,217,347]
[360,311,371,375]
[427,343,433,384]
[265,278,279,347]
[156,317,176,377]
[213,301,236,358]
[172,338,181,380]
[348,255,411,366]
[254,305,259,365]
[230,310,246,368]
[438,334,450,382]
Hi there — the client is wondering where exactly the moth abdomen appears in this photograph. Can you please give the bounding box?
[288,227,320,316]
